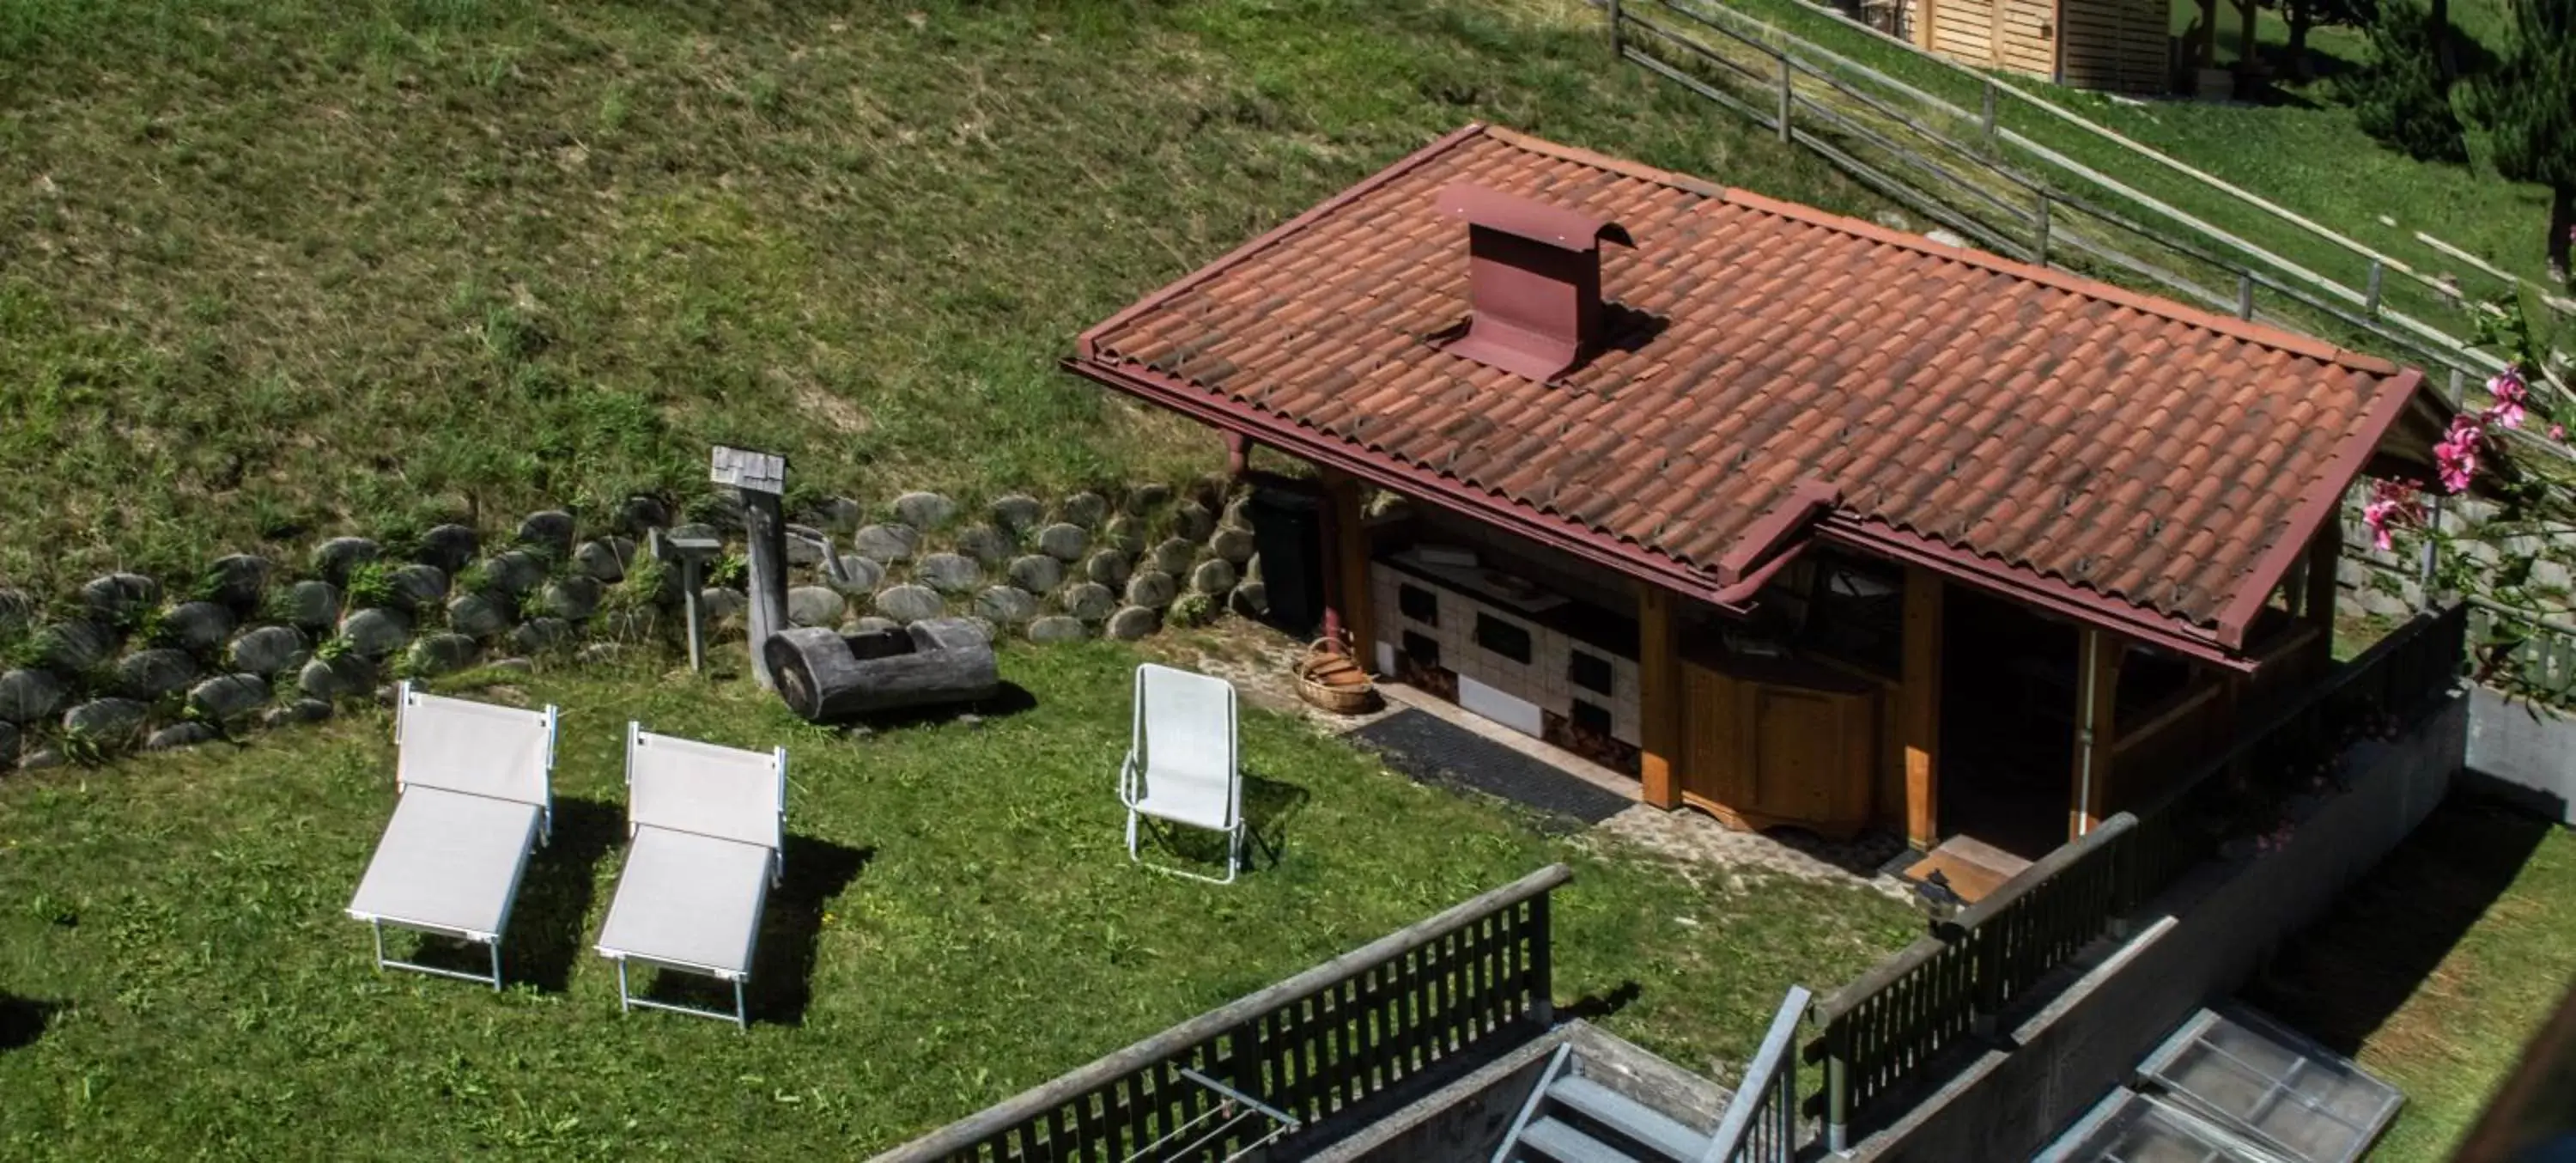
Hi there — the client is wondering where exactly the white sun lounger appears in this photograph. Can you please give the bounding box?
[347,682,559,989]
[594,724,787,1028]
[1119,663,1244,885]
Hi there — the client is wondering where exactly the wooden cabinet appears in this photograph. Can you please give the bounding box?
[1680,653,1880,838]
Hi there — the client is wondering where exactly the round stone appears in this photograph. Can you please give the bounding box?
[854,523,920,563]
[701,588,748,624]
[1211,527,1256,565]
[483,658,535,676]
[786,534,824,568]
[801,496,864,535]
[164,601,235,655]
[187,673,270,722]
[63,697,149,747]
[19,746,64,771]
[1106,606,1161,641]
[1230,580,1270,618]
[619,495,673,534]
[990,494,1046,534]
[312,537,381,585]
[974,586,1039,625]
[81,572,161,625]
[143,722,219,752]
[1060,582,1118,623]
[517,509,577,557]
[0,589,31,638]
[407,633,481,677]
[262,698,334,728]
[37,620,116,673]
[787,586,848,628]
[830,556,886,595]
[1191,558,1239,595]
[1037,523,1090,563]
[1223,495,1256,530]
[299,654,377,701]
[477,551,547,601]
[1151,538,1198,578]
[542,575,604,621]
[284,581,341,632]
[1006,554,1064,594]
[1125,570,1178,610]
[914,552,982,595]
[228,625,307,676]
[0,722,15,769]
[387,563,449,612]
[574,539,633,583]
[893,491,959,531]
[447,592,514,639]
[116,648,198,699]
[338,608,412,658]
[1172,500,1216,541]
[954,524,1015,566]
[871,584,946,624]
[1103,515,1147,555]
[849,616,901,635]
[511,617,574,655]
[1084,550,1133,588]
[1125,483,1173,515]
[1060,491,1109,529]
[0,669,69,724]
[204,554,273,613]
[416,524,480,574]
[1026,615,1087,644]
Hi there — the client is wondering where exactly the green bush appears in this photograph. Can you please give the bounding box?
[2344,1,2470,163]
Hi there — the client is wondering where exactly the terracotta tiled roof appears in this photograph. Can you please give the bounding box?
[1072,125,2438,655]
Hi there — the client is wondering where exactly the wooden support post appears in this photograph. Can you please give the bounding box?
[1321,470,1375,667]
[2035,192,2052,266]
[1637,582,1683,811]
[1915,0,1938,51]
[1981,79,1998,145]
[712,446,791,691]
[2237,271,2257,320]
[1902,566,1944,851]
[1608,0,1624,58]
[2365,259,2385,317]
[2069,628,2123,839]
[2306,515,2342,633]
[1777,55,1794,144]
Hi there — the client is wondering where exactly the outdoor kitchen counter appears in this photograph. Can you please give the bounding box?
[1377,550,1641,660]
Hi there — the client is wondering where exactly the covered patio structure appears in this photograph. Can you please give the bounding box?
[1066,124,2462,889]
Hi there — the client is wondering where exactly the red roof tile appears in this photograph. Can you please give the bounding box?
[1071,125,2439,656]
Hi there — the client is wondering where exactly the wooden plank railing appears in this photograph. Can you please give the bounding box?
[1802,602,2468,1148]
[869,865,1570,1163]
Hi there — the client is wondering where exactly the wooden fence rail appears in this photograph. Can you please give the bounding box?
[1802,603,2467,1149]
[869,865,1570,1163]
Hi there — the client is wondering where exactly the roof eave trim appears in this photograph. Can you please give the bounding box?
[1076,123,1493,362]
[1821,515,2258,673]
[1066,355,1753,616]
[2211,366,2431,648]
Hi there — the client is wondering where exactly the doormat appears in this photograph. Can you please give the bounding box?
[1346,709,1632,831]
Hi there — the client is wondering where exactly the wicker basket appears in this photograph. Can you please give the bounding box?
[1294,638,1379,715]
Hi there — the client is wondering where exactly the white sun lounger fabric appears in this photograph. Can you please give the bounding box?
[1119,663,1243,884]
[594,725,787,1027]
[347,683,558,989]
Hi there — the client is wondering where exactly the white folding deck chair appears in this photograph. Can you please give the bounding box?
[594,725,787,1028]
[347,682,559,989]
[1119,663,1244,885]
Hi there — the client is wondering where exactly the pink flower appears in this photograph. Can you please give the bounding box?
[2554,423,2567,441]
[2361,478,2423,551]
[2487,368,2530,429]
[2435,414,2487,494]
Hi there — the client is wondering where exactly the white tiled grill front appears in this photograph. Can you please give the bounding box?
[1372,560,1641,746]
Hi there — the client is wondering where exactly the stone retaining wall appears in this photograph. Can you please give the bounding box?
[0,479,1273,772]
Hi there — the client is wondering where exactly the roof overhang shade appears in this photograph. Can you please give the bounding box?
[1066,124,2453,670]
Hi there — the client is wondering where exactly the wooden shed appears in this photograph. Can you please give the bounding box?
[1897,0,2171,94]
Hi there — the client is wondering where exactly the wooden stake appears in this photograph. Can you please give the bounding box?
[1637,582,1682,810]
[743,489,788,691]
[1901,565,1944,851]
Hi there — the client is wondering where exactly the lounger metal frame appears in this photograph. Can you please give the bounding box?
[1119,664,1244,885]
[350,681,559,990]
[598,723,787,1029]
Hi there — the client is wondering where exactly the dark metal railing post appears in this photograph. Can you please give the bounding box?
[2365,259,2385,317]
[2035,192,2051,267]
[1981,78,1998,146]
[1969,923,2004,1038]
[1608,0,1624,58]
[1823,1023,1851,1154]
[2237,271,2256,320]
[1777,54,1794,143]
[1527,892,1555,1029]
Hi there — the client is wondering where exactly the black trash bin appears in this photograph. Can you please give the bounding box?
[1248,486,1327,636]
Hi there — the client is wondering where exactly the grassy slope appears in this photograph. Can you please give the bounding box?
[0,638,1918,1159]
[0,0,1868,597]
[2244,792,2576,1161]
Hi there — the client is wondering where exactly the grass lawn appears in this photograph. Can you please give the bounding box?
[0,638,1917,1159]
[2243,789,2576,1161]
[0,0,1868,597]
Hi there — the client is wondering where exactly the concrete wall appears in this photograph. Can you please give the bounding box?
[1855,691,2470,1162]
[2466,684,2576,826]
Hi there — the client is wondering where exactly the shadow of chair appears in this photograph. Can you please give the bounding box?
[1131,770,1313,880]
[392,795,623,991]
[0,994,59,1052]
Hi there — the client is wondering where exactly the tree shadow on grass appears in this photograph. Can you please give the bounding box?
[389,796,621,992]
[2242,789,2555,1057]
[0,995,60,1051]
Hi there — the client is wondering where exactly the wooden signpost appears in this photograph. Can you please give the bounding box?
[710,446,789,690]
